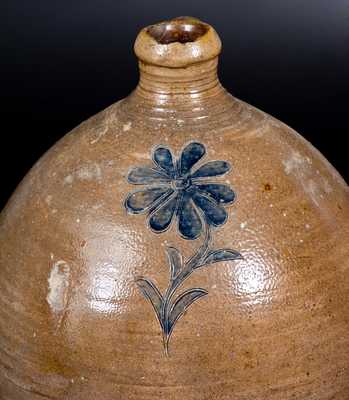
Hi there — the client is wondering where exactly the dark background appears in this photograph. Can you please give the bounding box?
[1,0,348,210]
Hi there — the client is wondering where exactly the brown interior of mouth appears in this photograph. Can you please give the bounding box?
[147,17,209,45]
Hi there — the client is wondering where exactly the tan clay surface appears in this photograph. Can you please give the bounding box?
[0,17,348,400]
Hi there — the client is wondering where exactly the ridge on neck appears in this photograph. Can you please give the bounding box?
[121,17,235,127]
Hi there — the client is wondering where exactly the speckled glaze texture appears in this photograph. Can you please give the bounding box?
[0,17,348,400]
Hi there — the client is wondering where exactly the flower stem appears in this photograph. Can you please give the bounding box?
[160,223,211,354]
[162,332,169,357]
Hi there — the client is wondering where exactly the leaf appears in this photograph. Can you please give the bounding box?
[165,246,183,280]
[197,249,243,268]
[168,288,208,335]
[136,278,164,329]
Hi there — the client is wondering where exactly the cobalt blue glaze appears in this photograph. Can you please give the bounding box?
[125,142,235,240]
[125,142,242,355]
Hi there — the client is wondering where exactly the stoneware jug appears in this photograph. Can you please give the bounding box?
[0,17,348,400]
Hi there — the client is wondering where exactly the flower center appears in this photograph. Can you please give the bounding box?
[173,176,192,190]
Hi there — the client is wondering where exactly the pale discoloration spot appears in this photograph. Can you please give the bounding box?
[306,179,320,207]
[123,122,132,132]
[89,114,119,144]
[90,125,108,145]
[47,260,71,314]
[323,178,333,194]
[64,175,74,185]
[45,195,53,205]
[282,150,333,211]
[64,163,103,185]
[133,152,149,160]
[282,151,306,175]
[76,163,102,182]
[240,222,247,229]
[268,117,283,129]
[253,115,270,137]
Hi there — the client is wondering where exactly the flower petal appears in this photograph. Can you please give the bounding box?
[195,184,235,205]
[191,192,228,227]
[128,167,171,185]
[178,193,202,240]
[191,161,231,179]
[153,146,175,177]
[179,142,206,176]
[149,193,178,233]
[125,187,173,214]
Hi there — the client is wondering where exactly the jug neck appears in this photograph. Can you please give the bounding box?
[120,17,237,126]
[135,57,223,101]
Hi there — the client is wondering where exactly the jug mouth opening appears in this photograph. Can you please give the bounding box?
[134,17,222,68]
[146,17,209,45]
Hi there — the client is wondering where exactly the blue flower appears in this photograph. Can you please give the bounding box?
[125,142,235,240]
